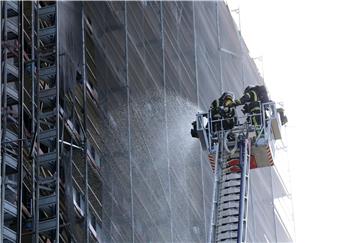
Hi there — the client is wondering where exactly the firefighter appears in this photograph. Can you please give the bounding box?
[234,85,270,129]
[210,92,236,131]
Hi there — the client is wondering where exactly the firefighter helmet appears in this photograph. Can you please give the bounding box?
[220,91,234,104]
[244,85,255,94]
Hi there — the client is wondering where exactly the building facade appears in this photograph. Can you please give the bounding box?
[0,1,294,242]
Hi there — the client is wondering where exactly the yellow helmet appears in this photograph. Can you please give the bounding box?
[220,92,234,104]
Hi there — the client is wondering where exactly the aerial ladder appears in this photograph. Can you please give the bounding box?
[192,101,285,243]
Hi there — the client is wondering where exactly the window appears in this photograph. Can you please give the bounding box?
[76,70,82,84]
[90,213,96,231]
[73,188,84,216]
[88,143,101,168]
[89,211,102,241]
[74,190,80,206]
[90,145,96,160]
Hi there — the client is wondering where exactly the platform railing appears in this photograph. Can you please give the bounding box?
[194,101,281,152]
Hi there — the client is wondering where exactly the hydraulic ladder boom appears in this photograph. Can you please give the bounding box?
[213,135,251,243]
[192,101,284,243]
[237,138,251,243]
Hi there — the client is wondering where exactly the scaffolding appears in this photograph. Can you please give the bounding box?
[1,1,23,242]
[1,1,93,242]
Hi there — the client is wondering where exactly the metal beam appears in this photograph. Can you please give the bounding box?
[82,2,90,242]
[59,140,84,151]
[55,2,60,242]
[0,2,5,242]
[17,2,24,242]
[219,47,240,58]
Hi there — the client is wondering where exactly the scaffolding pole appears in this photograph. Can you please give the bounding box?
[82,2,90,243]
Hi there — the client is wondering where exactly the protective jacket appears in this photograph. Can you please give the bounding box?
[210,92,236,131]
[210,99,222,120]
[235,85,269,113]
[235,85,269,128]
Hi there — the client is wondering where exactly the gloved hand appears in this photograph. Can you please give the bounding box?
[242,103,249,114]
[233,99,242,107]
[220,106,232,117]
[219,106,226,117]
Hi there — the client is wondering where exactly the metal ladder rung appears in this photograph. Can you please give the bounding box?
[216,240,237,243]
[221,180,240,189]
[218,208,239,218]
[38,128,57,141]
[3,226,17,242]
[2,16,19,39]
[220,195,239,204]
[220,187,240,196]
[38,25,56,42]
[38,185,55,192]
[39,87,57,100]
[6,63,19,81]
[222,173,241,182]
[37,154,57,171]
[38,175,56,185]
[4,153,18,173]
[39,194,57,208]
[39,50,56,61]
[4,200,17,219]
[39,65,56,77]
[3,85,19,105]
[38,151,57,164]
[216,231,238,241]
[39,109,57,119]
[38,5,56,19]
[219,201,239,211]
[217,216,239,225]
[6,1,19,17]
[38,218,57,232]
[4,129,18,143]
[6,113,19,125]
[217,223,238,233]
[39,65,56,82]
